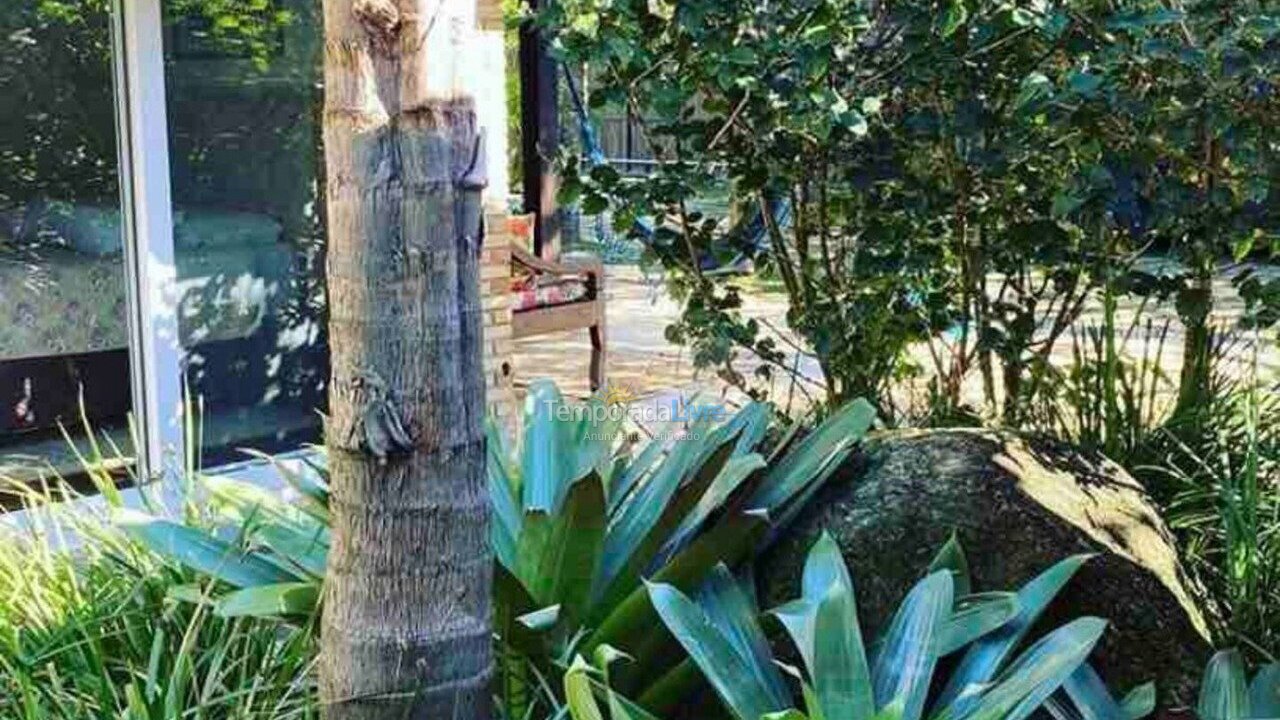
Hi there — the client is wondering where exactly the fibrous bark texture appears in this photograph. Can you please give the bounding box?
[319,0,492,717]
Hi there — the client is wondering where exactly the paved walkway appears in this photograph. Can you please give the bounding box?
[511,267,787,437]
[513,264,1278,424]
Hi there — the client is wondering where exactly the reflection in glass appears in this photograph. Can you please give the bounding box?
[0,0,135,492]
[162,0,327,465]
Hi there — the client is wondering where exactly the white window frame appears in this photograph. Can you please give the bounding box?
[111,0,321,487]
[2,0,327,539]
[112,0,185,483]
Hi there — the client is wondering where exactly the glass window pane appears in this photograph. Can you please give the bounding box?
[0,0,135,492]
[161,0,327,466]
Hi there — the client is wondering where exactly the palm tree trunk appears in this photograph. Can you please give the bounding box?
[319,1,492,717]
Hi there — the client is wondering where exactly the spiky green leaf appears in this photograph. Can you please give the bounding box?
[516,472,607,623]
[647,580,789,720]
[871,571,953,720]
[929,533,972,599]
[939,593,1020,656]
[1199,650,1249,720]
[952,617,1108,720]
[214,582,319,618]
[1249,665,1280,719]
[114,509,301,589]
[936,554,1092,716]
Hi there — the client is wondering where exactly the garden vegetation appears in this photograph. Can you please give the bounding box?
[0,0,1277,717]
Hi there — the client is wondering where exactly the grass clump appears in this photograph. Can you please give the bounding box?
[1029,324,1280,663]
[0,476,319,719]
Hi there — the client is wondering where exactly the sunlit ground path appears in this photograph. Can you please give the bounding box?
[514,263,1280,425]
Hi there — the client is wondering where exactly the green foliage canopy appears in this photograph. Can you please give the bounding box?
[542,0,1278,420]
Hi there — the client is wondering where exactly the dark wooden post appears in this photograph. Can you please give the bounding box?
[519,0,560,258]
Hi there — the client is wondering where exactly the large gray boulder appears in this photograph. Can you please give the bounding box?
[759,428,1213,709]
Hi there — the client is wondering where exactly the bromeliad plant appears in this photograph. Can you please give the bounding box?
[465,379,874,716]
[585,533,1155,720]
[114,379,877,717]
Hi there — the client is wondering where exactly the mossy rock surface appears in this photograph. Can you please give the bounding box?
[758,428,1212,709]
